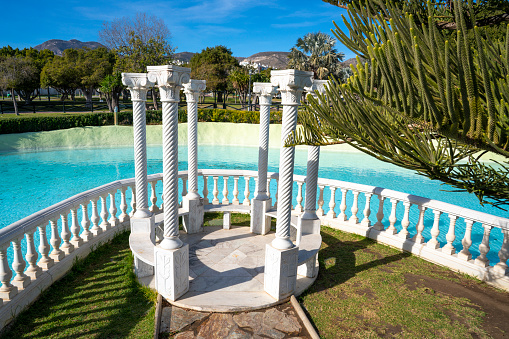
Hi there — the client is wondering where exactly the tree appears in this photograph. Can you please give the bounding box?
[41,50,80,100]
[229,68,250,106]
[0,56,40,114]
[288,32,346,80]
[292,0,509,209]
[190,46,239,102]
[99,73,123,113]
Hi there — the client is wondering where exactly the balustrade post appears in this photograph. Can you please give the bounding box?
[49,217,64,261]
[109,191,119,228]
[442,214,458,255]
[123,73,156,243]
[458,219,474,261]
[361,193,372,227]
[316,185,325,217]
[494,228,509,274]
[90,198,102,237]
[202,176,209,205]
[251,82,278,234]
[119,187,130,224]
[265,69,312,301]
[148,65,190,301]
[70,207,83,248]
[398,202,411,239]
[475,224,492,267]
[387,199,398,235]
[38,223,54,269]
[0,243,17,300]
[243,176,251,206]
[338,189,347,221]
[12,237,30,289]
[222,177,229,204]
[149,181,160,213]
[60,210,74,255]
[349,191,360,224]
[327,187,337,219]
[373,195,385,231]
[130,187,137,217]
[295,182,304,213]
[80,203,92,242]
[427,210,442,249]
[413,206,426,244]
[212,176,220,204]
[25,229,42,280]
[232,176,240,205]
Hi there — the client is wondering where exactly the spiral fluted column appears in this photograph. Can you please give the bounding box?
[148,66,191,250]
[302,80,329,220]
[253,83,278,200]
[271,70,313,250]
[184,80,206,200]
[122,73,155,218]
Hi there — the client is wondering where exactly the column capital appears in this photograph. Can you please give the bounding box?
[305,79,329,99]
[270,69,313,106]
[147,65,191,102]
[183,79,206,103]
[253,82,277,106]
[122,73,154,102]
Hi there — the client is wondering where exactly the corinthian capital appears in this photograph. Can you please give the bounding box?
[122,73,155,101]
[252,82,278,106]
[183,79,206,103]
[305,80,329,98]
[270,69,314,106]
[147,65,191,102]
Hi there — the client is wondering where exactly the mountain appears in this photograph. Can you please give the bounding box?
[33,39,106,56]
[173,52,195,64]
[242,51,288,69]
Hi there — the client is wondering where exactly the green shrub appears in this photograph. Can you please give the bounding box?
[0,108,283,134]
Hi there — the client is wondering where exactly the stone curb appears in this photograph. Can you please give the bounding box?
[154,294,163,339]
[290,295,320,339]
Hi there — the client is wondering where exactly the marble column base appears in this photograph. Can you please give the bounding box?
[264,243,298,300]
[250,198,272,235]
[298,254,318,278]
[131,215,155,244]
[182,197,204,234]
[154,244,189,301]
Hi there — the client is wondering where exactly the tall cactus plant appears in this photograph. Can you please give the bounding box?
[292,0,509,208]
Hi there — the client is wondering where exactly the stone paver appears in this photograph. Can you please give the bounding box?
[159,301,310,338]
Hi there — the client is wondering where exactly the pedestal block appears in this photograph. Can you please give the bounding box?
[264,244,298,300]
[130,215,156,244]
[182,197,204,234]
[250,198,272,235]
[154,244,189,301]
[134,257,154,278]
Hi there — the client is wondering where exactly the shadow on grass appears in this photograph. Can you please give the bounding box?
[1,231,155,339]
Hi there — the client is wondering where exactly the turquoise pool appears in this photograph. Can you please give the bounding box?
[0,143,507,264]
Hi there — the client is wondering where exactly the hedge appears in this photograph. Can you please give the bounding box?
[0,109,283,134]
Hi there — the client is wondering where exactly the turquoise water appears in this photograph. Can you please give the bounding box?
[0,144,507,265]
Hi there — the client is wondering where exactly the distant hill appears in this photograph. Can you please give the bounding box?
[242,51,288,69]
[33,39,106,56]
[174,52,195,64]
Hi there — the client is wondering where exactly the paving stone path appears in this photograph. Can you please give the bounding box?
[159,299,311,338]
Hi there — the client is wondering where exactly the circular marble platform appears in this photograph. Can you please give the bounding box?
[166,225,318,312]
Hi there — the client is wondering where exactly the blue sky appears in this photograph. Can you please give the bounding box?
[0,0,356,59]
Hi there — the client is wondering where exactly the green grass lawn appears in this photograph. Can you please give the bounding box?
[3,214,505,339]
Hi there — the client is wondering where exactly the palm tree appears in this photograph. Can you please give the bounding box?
[288,32,346,80]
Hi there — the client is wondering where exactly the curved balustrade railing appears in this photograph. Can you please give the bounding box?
[0,169,508,329]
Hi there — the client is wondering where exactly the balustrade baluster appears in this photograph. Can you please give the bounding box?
[266,178,271,199]
[427,210,442,249]
[181,178,188,198]
[243,176,251,206]
[494,229,509,275]
[60,211,74,255]
[99,195,111,232]
[80,203,92,242]
[222,176,229,204]
[90,198,102,236]
[273,179,279,209]
[316,185,325,217]
[398,202,411,239]
[387,199,398,235]
[295,182,304,213]
[149,181,160,213]
[49,218,64,261]
[212,176,220,205]
[11,237,30,289]
[413,206,426,244]
[349,191,360,224]
[25,229,42,280]
[130,187,137,217]
[458,219,474,261]
[232,176,240,205]
[38,223,54,269]
[0,244,17,300]
[119,187,130,223]
[327,186,337,218]
[202,176,209,204]
[373,195,385,231]
[70,207,83,248]
[475,224,492,267]
[361,193,372,227]
[109,191,119,228]
[338,189,347,221]
[442,215,458,255]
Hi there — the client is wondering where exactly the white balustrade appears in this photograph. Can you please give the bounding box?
[109,191,119,228]
[202,176,209,204]
[25,229,41,280]
[212,176,220,205]
[295,182,304,213]
[338,188,347,221]
[70,207,83,248]
[222,177,229,204]
[243,176,251,206]
[90,198,102,237]
[349,191,360,224]
[373,195,385,231]
[232,177,240,205]
[327,187,337,218]
[60,211,74,255]
[361,193,372,227]
[149,181,160,213]
[119,187,129,223]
